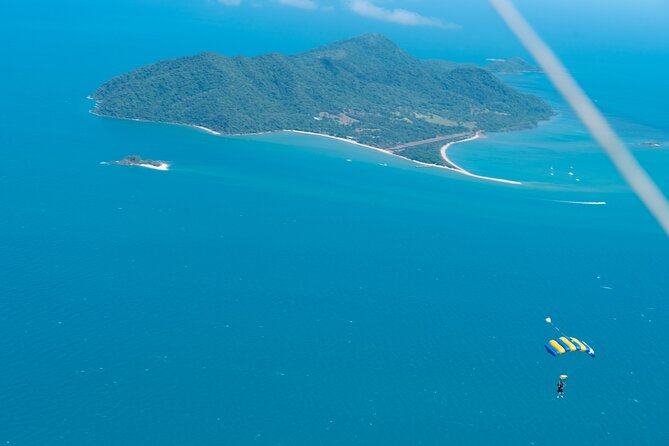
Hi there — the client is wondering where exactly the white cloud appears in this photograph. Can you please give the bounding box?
[279,0,319,10]
[348,0,459,29]
[218,0,242,5]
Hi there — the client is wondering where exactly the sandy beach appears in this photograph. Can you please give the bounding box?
[89,97,520,184]
[281,130,483,171]
[192,126,454,170]
[439,131,522,185]
[139,162,170,171]
[100,160,170,171]
[203,127,521,184]
[191,125,222,135]
[171,124,521,184]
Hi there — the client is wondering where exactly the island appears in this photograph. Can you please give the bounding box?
[638,141,662,148]
[103,155,170,171]
[90,34,554,169]
[484,57,542,74]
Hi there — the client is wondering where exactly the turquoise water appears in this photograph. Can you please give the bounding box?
[449,73,669,192]
[2,1,669,445]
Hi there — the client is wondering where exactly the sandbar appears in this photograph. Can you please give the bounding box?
[89,99,520,184]
[440,131,522,185]
[138,162,170,171]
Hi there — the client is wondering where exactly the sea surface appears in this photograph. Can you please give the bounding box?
[2,2,669,445]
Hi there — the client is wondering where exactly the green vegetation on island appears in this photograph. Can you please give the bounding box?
[92,34,554,164]
[108,155,167,168]
[399,140,456,165]
[484,57,542,74]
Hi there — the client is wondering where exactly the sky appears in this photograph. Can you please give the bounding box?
[3,0,667,63]
[179,0,669,57]
[1,0,667,106]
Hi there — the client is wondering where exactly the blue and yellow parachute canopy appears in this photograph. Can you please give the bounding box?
[545,337,595,357]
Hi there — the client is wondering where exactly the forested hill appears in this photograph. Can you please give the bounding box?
[484,57,542,74]
[91,34,553,150]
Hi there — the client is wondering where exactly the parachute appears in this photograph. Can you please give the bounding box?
[545,336,595,357]
[544,318,592,396]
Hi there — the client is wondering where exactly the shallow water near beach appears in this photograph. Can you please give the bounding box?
[2,2,669,445]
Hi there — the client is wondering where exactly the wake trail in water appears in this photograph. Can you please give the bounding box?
[491,0,669,236]
[553,200,607,205]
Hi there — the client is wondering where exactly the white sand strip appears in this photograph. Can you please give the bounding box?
[138,162,169,171]
[440,132,522,185]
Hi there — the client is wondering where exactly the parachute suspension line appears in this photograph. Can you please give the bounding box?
[545,317,568,337]
[549,322,568,338]
[544,319,596,358]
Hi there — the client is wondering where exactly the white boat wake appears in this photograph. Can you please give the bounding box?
[554,200,607,205]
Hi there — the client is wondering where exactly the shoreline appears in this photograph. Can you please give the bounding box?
[194,125,521,184]
[246,129,481,174]
[89,101,520,184]
[191,125,222,136]
[100,161,170,171]
[439,132,521,185]
[138,162,170,171]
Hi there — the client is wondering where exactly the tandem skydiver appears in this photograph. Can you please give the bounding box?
[557,380,565,398]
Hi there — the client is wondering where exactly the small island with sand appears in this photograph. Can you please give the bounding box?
[103,155,170,171]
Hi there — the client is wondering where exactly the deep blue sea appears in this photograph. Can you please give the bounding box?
[1,1,669,444]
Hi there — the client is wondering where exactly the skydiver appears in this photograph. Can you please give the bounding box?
[557,380,565,398]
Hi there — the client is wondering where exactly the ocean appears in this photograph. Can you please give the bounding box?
[1,1,668,444]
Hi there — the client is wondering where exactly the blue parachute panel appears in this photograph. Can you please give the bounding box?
[545,343,559,356]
